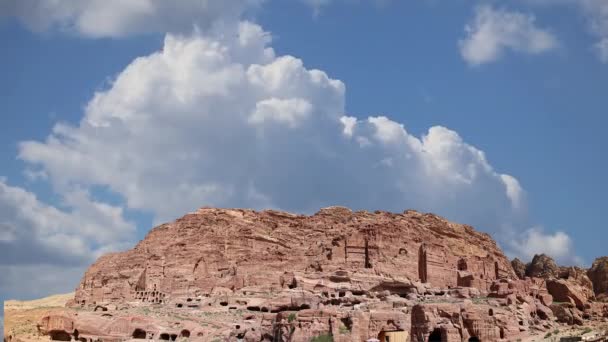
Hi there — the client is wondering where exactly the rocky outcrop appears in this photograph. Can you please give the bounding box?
[546,279,593,310]
[29,207,608,342]
[511,258,526,279]
[73,207,515,306]
[525,254,559,278]
[588,257,608,301]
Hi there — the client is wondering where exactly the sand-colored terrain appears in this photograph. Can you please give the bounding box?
[4,293,74,342]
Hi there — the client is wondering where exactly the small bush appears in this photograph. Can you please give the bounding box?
[310,334,333,342]
[339,325,350,334]
[544,332,552,338]
[288,313,296,323]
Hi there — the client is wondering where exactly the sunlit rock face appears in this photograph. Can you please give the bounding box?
[30,207,608,342]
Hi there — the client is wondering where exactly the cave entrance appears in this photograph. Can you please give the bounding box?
[468,338,480,342]
[428,328,442,342]
[49,330,71,341]
[132,329,146,339]
[180,330,190,338]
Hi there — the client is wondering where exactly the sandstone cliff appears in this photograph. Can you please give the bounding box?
[25,207,608,342]
[73,207,515,306]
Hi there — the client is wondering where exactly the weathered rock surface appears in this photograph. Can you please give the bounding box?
[73,207,514,306]
[525,254,559,278]
[588,256,608,301]
[24,207,608,342]
[511,258,526,280]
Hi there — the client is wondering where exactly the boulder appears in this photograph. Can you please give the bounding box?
[588,257,608,301]
[526,254,559,278]
[511,258,526,280]
[546,279,590,310]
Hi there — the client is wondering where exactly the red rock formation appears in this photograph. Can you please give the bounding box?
[511,258,526,280]
[525,254,559,278]
[73,207,515,306]
[588,257,608,301]
[30,207,608,342]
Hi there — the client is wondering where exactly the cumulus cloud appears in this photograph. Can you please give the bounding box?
[2,2,579,307]
[19,21,524,240]
[459,5,558,65]
[0,179,135,329]
[0,0,262,38]
[0,179,135,266]
[509,227,581,265]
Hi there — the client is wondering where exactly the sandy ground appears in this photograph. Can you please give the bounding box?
[521,324,608,341]
[4,293,74,342]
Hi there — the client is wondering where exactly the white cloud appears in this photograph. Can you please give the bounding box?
[249,97,313,127]
[521,0,608,63]
[581,0,608,63]
[19,21,525,241]
[500,174,524,210]
[0,179,135,324]
[459,5,558,65]
[0,180,135,266]
[300,0,392,15]
[509,227,581,265]
[0,0,262,38]
[3,3,576,304]
[596,39,608,63]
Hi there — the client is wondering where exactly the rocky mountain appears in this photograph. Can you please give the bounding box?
[10,207,608,342]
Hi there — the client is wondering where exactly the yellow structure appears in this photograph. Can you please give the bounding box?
[378,330,408,342]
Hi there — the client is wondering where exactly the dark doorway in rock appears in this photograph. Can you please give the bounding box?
[170,334,177,341]
[364,239,372,268]
[419,244,428,283]
[428,328,441,342]
[458,259,468,271]
[133,329,146,339]
[159,333,170,341]
[468,337,480,342]
[49,330,71,341]
[180,330,190,338]
[489,308,494,316]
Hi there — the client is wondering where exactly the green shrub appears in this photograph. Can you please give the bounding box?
[339,325,350,334]
[288,313,297,323]
[310,334,333,342]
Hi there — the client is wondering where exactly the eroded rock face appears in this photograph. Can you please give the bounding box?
[73,207,515,306]
[511,258,526,280]
[588,257,608,301]
[30,207,608,342]
[525,254,559,278]
[546,279,592,310]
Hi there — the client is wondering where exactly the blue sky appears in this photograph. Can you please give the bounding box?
[1,0,607,320]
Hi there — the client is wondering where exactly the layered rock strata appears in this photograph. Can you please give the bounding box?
[31,207,608,342]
